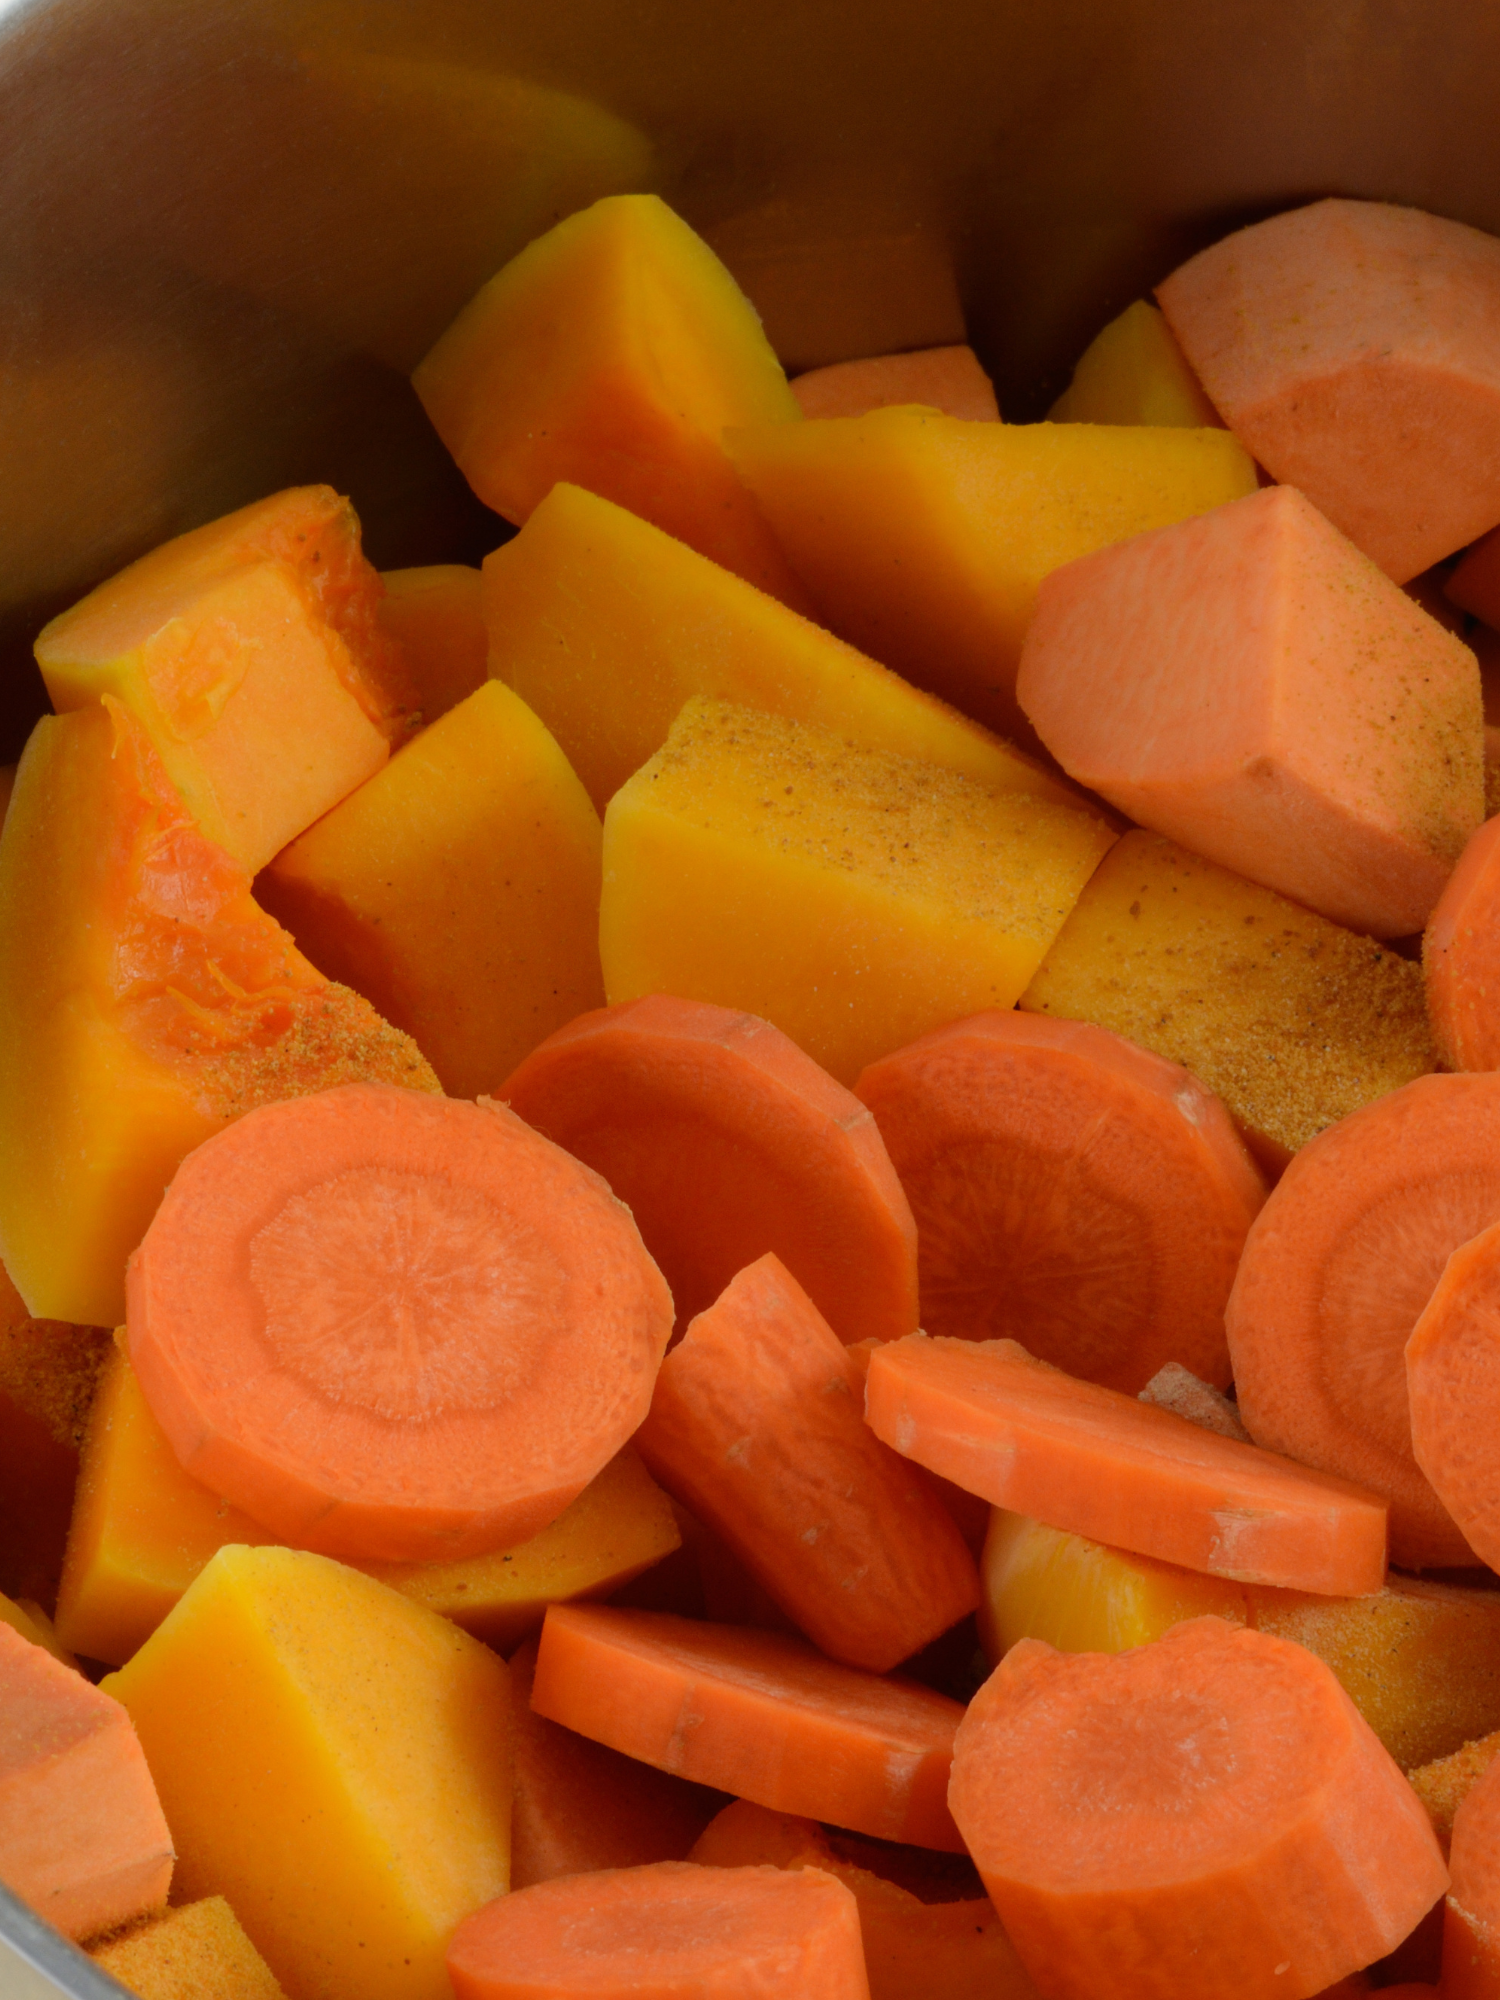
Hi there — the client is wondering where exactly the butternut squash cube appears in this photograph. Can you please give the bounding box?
[102,1544,512,2000]
[1020,830,1434,1171]
[1048,301,1221,427]
[0,702,438,1325]
[377,564,488,725]
[601,699,1116,1085]
[90,1895,287,2000]
[723,406,1257,742]
[413,194,809,605]
[481,482,1083,815]
[56,1341,679,1666]
[35,487,415,875]
[258,680,604,1098]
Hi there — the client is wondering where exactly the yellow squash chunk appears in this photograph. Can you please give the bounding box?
[481,482,1085,814]
[1020,830,1434,1172]
[57,1342,679,1666]
[982,1510,1500,1770]
[378,564,488,725]
[0,1589,76,1665]
[102,1545,512,2000]
[413,194,809,604]
[723,406,1257,742]
[0,763,13,826]
[259,680,603,1097]
[35,487,416,875]
[1048,301,1222,426]
[90,1895,287,2000]
[601,699,1116,1085]
[0,702,439,1325]
[1410,1731,1500,1848]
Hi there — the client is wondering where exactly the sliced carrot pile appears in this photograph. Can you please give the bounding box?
[1406,1217,1500,1571]
[1445,1751,1500,1999]
[635,1253,978,1671]
[864,1334,1388,1594]
[791,345,999,421]
[506,1637,720,1888]
[126,1082,673,1562]
[531,1603,967,1850]
[948,1617,1447,2000]
[447,1861,871,1999]
[502,993,918,1341]
[854,1010,1265,1391]
[1424,814,1500,1070]
[1226,1072,1500,1567]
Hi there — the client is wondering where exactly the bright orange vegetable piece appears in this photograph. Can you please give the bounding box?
[855,1010,1265,1391]
[89,1896,287,2000]
[1406,1217,1500,1573]
[377,563,488,724]
[948,1617,1448,2000]
[1226,1072,1500,1568]
[447,1861,872,2000]
[532,1603,967,1851]
[864,1334,1388,1595]
[635,1253,978,1670]
[791,345,999,421]
[1445,1752,1500,1999]
[502,994,918,1341]
[126,1083,672,1562]
[1424,813,1500,1069]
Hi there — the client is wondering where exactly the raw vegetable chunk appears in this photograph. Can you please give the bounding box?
[377,563,488,724]
[532,1603,967,1850]
[690,1800,1039,2000]
[89,1895,287,2000]
[126,1085,673,1562]
[1407,1217,1500,1573]
[635,1254,978,1670]
[1020,830,1435,1171]
[600,699,1116,1086]
[1157,198,1500,582]
[792,344,1000,421]
[413,193,810,605]
[948,1619,1448,2000]
[981,1511,1500,1768]
[1139,1360,1249,1437]
[1048,300,1221,426]
[506,1637,719,1888]
[0,702,439,1325]
[865,1335,1388,1595]
[855,1011,1265,1390]
[0,1619,173,1943]
[0,764,12,825]
[501,994,919,1341]
[1448,525,1500,633]
[1412,1734,1500,1850]
[259,678,604,1098]
[1017,484,1484,937]
[1226,1073,1500,1568]
[0,1591,75,1666]
[103,1545,512,2000]
[722,405,1257,741]
[1445,1752,1500,1998]
[1424,813,1500,1069]
[480,481,1078,814]
[447,1862,872,2000]
[35,487,415,874]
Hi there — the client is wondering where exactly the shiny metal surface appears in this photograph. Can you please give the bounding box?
[2,0,1498,1989]
[0,1882,133,1999]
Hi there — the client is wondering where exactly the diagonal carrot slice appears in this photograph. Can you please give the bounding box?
[863,1335,1387,1596]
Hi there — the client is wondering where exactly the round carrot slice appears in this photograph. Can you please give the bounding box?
[501,994,918,1341]
[126,1082,672,1563]
[531,1603,966,1851]
[1225,1072,1500,1568]
[1425,814,1500,1070]
[447,1861,871,1999]
[855,1011,1265,1391]
[1407,1218,1500,1571]
[949,1618,1448,2000]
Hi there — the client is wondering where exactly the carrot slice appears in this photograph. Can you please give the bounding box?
[635,1253,978,1671]
[791,346,999,422]
[447,1861,871,1999]
[948,1617,1448,2000]
[501,994,918,1341]
[854,1011,1265,1391]
[1445,1752,1500,2000]
[531,1603,967,1850]
[126,1082,673,1562]
[1424,814,1500,1069]
[1406,1218,1500,1571]
[863,1335,1387,1595]
[1225,1072,1500,1567]
[506,1637,720,1889]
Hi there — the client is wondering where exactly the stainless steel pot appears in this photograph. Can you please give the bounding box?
[2,0,1496,1991]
